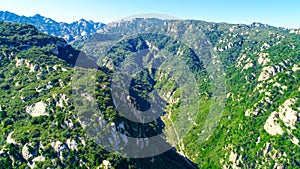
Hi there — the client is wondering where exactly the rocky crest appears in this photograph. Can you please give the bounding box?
[0,11,105,43]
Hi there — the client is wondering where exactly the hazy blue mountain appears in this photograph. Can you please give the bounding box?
[0,11,105,43]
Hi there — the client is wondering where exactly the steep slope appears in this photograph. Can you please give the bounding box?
[83,18,300,168]
[0,17,300,169]
[0,22,132,169]
[0,11,105,43]
[0,22,198,169]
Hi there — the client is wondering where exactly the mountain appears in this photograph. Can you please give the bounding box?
[0,16,299,169]
[0,22,198,169]
[0,11,105,43]
[82,18,300,168]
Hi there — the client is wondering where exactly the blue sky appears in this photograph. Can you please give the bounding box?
[0,0,299,28]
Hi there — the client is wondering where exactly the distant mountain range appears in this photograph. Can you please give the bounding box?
[0,11,105,43]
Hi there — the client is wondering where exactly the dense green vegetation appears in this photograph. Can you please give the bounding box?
[0,19,299,169]
[82,19,300,168]
[0,22,136,169]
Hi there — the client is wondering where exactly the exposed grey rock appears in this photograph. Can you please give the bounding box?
[66,139,78,151]
[264,112,284,135]
[22,143,33,160]
[6,132,17,144]
[26,101,49,117]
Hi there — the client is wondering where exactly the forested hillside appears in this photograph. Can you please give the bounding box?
[0,18,299,169]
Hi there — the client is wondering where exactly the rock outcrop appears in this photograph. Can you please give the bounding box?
[264,98,298,135]
[264,111,284,135]
[26,101,49,117]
